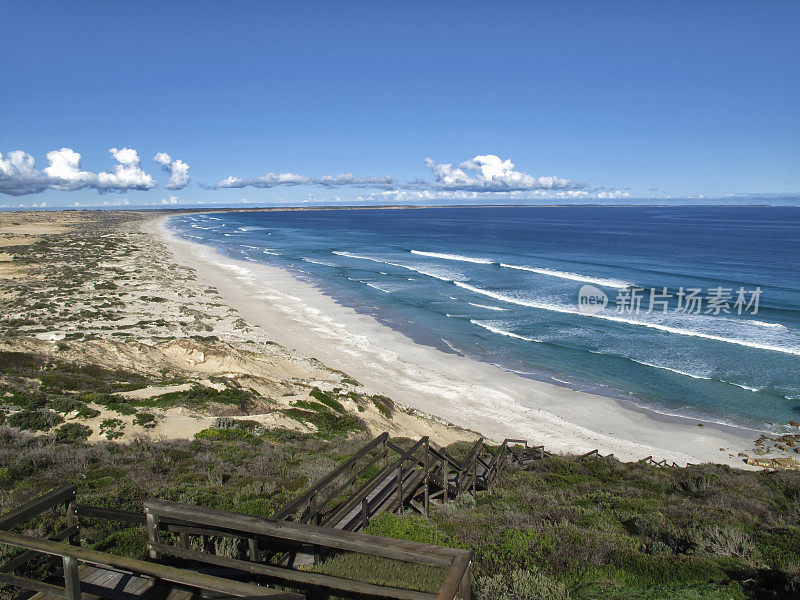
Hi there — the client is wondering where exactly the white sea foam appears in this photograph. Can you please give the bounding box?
[751,320,786,329]
[409,249,631,288]
[410,250,494,264]
[333,251,456,281]
[634,360,713,380]
[725,382,761,392]
[453,282,800,356]
[302,258,337,267]
[469,319,540,342]
[365,282,392,293]
[441,338,464,354]
[468,302,508,311]
[499,263,632,288]
[615,357,764,392]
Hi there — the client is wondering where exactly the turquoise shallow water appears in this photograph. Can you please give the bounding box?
[170,206,800,432]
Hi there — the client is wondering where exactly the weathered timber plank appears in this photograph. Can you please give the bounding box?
[0,487,76,530]
[1,525,80,573]
[74,506,146,525]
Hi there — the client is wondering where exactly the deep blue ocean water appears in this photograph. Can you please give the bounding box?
[170,206,800,431]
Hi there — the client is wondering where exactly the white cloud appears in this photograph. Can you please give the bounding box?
[154,152,190,189]
[43,148,95,191]
[0,147,190,195]
[0,151,48,196]
[424,154,578,191]
[96,148,156,191]
[217,172,395,190]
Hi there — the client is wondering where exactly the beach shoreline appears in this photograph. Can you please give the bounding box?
[151,213,762,467]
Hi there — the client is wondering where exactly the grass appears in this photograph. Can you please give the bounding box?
[303,552,446,593]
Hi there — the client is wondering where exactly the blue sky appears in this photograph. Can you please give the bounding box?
[1,0,799,208]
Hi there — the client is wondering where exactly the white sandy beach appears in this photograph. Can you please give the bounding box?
[152,214,761,467]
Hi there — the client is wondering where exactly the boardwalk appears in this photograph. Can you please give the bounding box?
[0,432,591,600]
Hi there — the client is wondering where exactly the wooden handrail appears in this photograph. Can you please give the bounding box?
[149,541,435,600]
[0,530,302,599]
[144,499,472,600]
[272,433,388,521]
[436,552,472,600]
[0,524,79,573]
[0,485,76,530]
[74,504,146,524]
[321,437,428,527]
[146,498,458,566]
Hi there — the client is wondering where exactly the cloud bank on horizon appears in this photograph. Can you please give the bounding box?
[216,154,581,193]
[1,148,602,201]
[0,148,190,196]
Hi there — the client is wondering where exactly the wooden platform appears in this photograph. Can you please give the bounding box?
[30,565,196,600]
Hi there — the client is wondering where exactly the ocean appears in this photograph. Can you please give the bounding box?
[169,206,800,432]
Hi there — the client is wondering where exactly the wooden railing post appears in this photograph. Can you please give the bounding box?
[145,509,161,560]
[309,492,318,525]
[442,458,449,504]
[396,466,403,509]
[361,498,369,529]
[248,537,259,562]
[62,555,81,600]
[65,490,79,546]
[423,439,430,516]
[471,459,477,495]
[458,559,472,600]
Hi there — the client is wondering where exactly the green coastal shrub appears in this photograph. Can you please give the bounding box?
[282,407,365,439]
[106,402,137,415]
[476,568,569,600]
[50,396,82,414]
[139,385,253,410]
[99,418,124,440]
[73,404,101,420]
[370,394,394,418]
[308,388,346,414]
[7,409,64,431]
[194,428,254,442]
[90,527,147,559]
[133,412,156,428]
[55,423,93,443]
